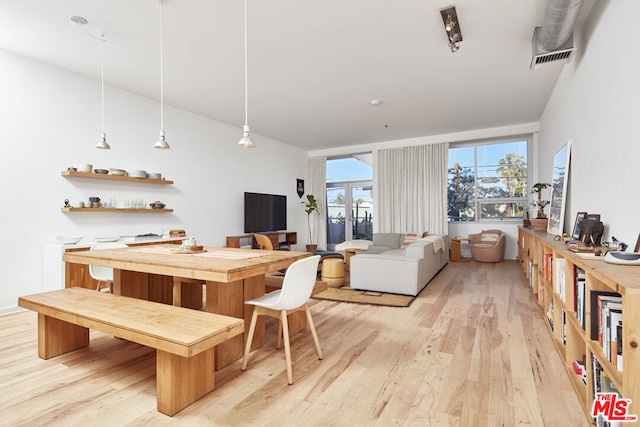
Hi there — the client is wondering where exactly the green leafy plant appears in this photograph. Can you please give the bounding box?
[531,182,551,219]
[302,194,320,244]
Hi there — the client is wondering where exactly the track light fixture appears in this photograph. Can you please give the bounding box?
[440,6,463,53]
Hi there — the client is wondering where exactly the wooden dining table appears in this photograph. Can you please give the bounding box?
[62,245,310,369]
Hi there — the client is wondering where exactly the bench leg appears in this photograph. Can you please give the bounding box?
[37,314,89,360]
[156,348,215,416]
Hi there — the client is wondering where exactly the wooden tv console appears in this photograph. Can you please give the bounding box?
[226,231,297,249]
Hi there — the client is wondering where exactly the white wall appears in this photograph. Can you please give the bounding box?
[0,49,308,312]
[538,0,640,247]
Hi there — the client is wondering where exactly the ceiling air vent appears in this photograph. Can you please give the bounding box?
[530,26,574,69]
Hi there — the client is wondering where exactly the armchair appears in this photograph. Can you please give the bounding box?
[468,230,506,263]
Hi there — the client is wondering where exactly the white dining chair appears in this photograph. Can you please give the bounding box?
[89,242,128,292]
[241,255,322,384]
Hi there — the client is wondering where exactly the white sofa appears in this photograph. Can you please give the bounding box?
[349,235,448,296]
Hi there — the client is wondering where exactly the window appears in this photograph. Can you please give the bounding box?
[448,137,529,222]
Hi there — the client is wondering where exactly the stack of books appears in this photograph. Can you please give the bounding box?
[163,229,186,239]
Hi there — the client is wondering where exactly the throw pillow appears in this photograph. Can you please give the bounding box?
[402,232,419,248]
[480,232,500,243]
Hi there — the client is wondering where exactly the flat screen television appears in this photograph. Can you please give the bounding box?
[244,192,287,233]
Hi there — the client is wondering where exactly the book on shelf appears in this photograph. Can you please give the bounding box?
[607,309,622,368]
[576,279,586,330]
[575,266,586,329]
[589,290,622,368]
[616,321,623,371]
[544,252,553,283]
[555,258,567,302]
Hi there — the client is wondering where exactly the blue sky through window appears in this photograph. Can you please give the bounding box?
[326,158,372,183]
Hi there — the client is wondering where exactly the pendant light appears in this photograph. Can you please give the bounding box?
[154,0,170,149]
[70,15,110,149]
[96,34,111,149]
[238,0,255,148]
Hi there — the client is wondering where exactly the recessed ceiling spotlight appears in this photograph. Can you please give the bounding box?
[370,99,381,106]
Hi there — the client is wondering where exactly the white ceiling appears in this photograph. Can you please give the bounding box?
[0,0,592,151]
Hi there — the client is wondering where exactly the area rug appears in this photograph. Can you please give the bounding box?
[312,286,415,307]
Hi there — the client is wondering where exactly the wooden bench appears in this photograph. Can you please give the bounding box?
[18,287,244,416]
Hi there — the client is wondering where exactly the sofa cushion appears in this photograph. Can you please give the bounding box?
[372,233,405,249]
[335,240,373,251]
[404,239,430,258]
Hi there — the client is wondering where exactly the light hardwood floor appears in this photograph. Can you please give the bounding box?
[1,261,588,426]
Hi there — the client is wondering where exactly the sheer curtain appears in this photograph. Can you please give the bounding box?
[377,143,449,236]
[308,156,327,249]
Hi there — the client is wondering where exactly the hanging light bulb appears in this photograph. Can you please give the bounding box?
[154,0,170,149]
[238,0,255,148]
[96,34,111,149]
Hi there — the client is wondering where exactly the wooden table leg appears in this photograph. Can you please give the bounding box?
[37,314,89,360]
[172,277,203,310]
[113,269,150,299]
[206,277,265,370]
[156,348,215,416]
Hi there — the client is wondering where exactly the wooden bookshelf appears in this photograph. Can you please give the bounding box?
[518,227,640,422]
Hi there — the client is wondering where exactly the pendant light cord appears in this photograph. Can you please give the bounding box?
[160,1,165,131]
[101,34,105,135]
[243,0,248,128]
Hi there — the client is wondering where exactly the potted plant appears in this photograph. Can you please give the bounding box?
[530,182,551,231]
[302,194,320,251]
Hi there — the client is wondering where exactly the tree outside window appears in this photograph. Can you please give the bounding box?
[448,139,528,222]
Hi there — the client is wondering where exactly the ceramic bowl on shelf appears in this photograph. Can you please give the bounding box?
[148,172,162,180]
[109,168,127,176]
[149,201,166,209]
[77,163,92,173]
[94,169,109,174]
[129,169,147,178]
[57,236,83,245]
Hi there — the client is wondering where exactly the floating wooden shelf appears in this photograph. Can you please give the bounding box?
[61,207,173,213]
[61,170,173,184]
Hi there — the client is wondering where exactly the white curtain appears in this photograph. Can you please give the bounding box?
[377,143,449,236]
[308,156,327,249]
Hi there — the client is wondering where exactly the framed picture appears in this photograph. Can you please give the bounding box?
[547,142,572,235]
[587,213,601,221]
[571,212,587,240]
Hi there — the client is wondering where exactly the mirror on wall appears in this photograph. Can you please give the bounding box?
[547,142,571,235]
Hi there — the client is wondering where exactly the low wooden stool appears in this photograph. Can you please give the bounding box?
[321,258,344,287]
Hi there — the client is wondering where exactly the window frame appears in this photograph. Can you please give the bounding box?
[448,134,532,223]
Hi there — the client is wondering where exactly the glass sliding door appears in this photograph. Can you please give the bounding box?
[326,155,373,250]
[326,182,373,250]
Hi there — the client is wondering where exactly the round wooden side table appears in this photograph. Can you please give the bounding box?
[450,238,470,262]
[321,258,345,287]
